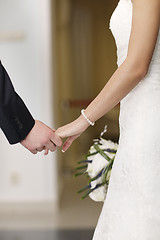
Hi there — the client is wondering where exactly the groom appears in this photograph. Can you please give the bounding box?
[0,61,62,154]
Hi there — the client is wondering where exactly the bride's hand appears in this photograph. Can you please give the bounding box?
[56,115,90,152]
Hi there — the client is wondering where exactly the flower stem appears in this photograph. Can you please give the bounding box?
[81,182,107,199]
[103,159,113,182]
[84,151,99,158]
[88,169,104,183]
[93,144,112,162]
[104,149,117,154]
[75,165,88,170]
[74,171,87,178]
[77,184,91,194]
[78,160,92,164]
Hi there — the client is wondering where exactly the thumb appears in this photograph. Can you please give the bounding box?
[55,127,68,139]
[62,134,81,152]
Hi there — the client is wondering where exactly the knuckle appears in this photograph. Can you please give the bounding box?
[30,147,37,154]
[48,130,54,138]
[37,148,42,152]
[37,145,43,150]
[43,139,49,146]
[29,147,34,152]
[48,147,53,152]
[51,146,56,152]
[52,136,62,147]
[56,140,62,147]
[66,142,71,147]
[31,150,37,155]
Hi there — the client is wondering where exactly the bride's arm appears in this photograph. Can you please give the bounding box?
[56,0,160,151]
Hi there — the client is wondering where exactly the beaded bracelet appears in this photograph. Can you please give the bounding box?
[81,109,95,126]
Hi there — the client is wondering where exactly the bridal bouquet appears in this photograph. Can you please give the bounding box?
[75,126,118,202]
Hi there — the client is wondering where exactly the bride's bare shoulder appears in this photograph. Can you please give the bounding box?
[132,0,160,4]
[125,0,160,76]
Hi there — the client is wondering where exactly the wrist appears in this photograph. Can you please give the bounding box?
[78,114,90,131]
[81,109,95,126]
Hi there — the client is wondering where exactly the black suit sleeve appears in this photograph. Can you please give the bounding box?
[0,61,35,144]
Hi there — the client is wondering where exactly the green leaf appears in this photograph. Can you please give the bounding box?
[81,182,107,200]
[88,168,104,183]
[81,189,93,199]
[75,165,88,170]
[103,160,113,182]
[77,185,90,194]
[93,144,112,162]
[74,171,87,178]
[84,151,99,158]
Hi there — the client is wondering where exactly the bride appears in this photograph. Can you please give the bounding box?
[56,0,160,239]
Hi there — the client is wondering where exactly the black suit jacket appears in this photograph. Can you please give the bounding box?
[0,61,35,144]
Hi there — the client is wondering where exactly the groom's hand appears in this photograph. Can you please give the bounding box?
[20,120,62,154]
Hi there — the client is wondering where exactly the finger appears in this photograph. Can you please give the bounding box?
[36,146,44,152]
[42,146,49,155]
[50,140,57,147]
[62,134,80,152]
[56,127,71,139]
[45,141,56,152]
[44,148,49,155]
[50,132,62,147]
[30,149,38,154]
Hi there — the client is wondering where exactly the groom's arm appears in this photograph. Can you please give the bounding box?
[0,61,35,144]
[0,61,62,153]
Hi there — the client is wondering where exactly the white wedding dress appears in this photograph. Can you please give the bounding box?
[92,0,160,239]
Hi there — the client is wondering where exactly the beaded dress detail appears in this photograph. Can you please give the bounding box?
[92,0,160,239]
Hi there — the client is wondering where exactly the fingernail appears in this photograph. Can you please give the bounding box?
[62,150,65,153]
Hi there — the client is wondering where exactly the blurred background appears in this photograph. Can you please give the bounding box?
[0,0,119,239]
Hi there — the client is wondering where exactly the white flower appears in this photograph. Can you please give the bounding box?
[89,180,107,202]
[90,177,101,188]
[76,134,118,202]
[106,169,112,182]
[86,139,117,179]
[89,145,96,154]
[99,138,118,159]
[100,138,118,148]
[86,152,109,178]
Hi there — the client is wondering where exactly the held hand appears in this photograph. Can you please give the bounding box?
[56,115,90,152]
[20,120,62,154]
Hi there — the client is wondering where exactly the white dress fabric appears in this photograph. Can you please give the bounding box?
[92,0,160,239]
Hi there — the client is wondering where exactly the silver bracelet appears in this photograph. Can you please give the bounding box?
[81,109,95,126]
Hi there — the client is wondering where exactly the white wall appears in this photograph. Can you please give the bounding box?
[0,0,58,203]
